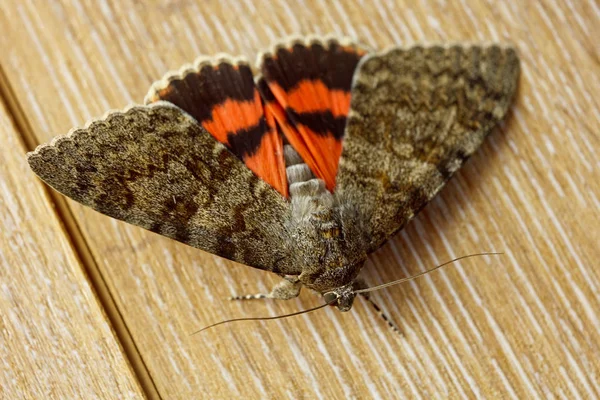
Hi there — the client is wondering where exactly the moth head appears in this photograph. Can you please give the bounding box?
[300,257,364,297]
[323,283,356,312]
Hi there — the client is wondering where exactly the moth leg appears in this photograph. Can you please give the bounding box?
[229,276,302,301]
[354,278,402,335]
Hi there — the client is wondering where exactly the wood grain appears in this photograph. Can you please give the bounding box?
[0,75,144,398]
[1,0,598,398]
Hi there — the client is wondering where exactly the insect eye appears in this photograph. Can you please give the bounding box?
[323,292,338,304]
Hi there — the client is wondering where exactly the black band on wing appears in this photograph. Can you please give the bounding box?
[262,42,364,92]
[256,77,276,103]
[159,63,256,123]
[286,108,347,140]
[226,117,270,158]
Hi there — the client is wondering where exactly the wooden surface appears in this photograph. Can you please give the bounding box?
[0,70,143,397]
[1,0,598,398]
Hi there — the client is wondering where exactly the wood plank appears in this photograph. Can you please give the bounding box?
[0,77,144,397]
[1,0,598,398]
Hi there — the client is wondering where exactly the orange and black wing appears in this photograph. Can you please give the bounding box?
[145,56,288,197]
[257,36,368,191]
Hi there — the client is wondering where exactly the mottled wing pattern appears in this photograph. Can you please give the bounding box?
[336,45,520,252]
[27,103,297,274]
[145,57,288,196]
[258,36,368,191]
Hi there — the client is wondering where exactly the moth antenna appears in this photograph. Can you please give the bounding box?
[190,296,338,335]
[359,293,401,335]
[355,252,503,295]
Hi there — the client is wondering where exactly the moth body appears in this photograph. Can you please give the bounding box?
[285,145,368,310]
[27,36,519,316]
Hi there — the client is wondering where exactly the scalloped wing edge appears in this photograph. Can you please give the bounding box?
[27,102,185,158]
[144,54,250,105]
[255,33,371,68]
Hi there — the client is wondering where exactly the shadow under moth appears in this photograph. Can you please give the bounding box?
[27,35,519,330]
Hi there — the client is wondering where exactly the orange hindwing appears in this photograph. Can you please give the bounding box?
[146,58,288,197]
[257,37,367,191]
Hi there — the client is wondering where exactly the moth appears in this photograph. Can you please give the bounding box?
[28,36,519,314]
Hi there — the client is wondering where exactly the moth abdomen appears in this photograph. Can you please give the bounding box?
[286,165,315,186]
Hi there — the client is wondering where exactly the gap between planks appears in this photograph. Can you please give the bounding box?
[0,64,162,400]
